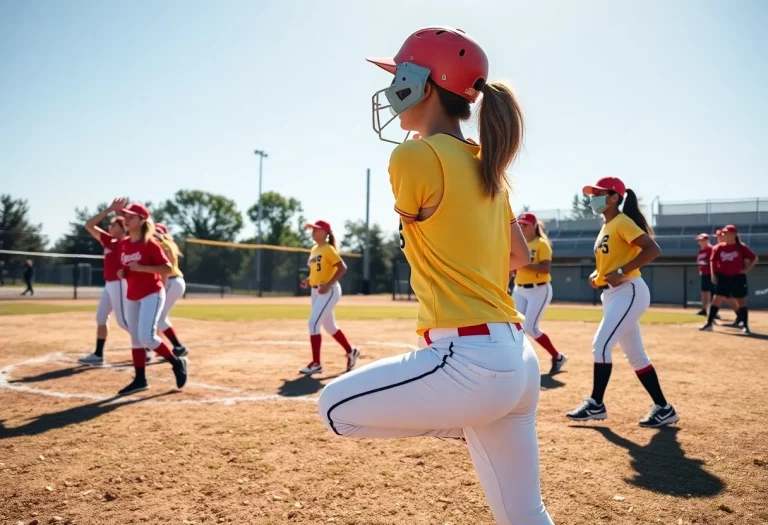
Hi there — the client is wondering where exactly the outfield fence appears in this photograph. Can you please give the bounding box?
[393,259,768,310]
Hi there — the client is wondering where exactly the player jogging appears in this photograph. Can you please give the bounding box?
[566,177,678,428]
[79,199,129,365]
[318,27,554,524]
[114,199,188,396]
[154,223,188,358]
[700,224,758,335]
[513,212,567,374]
[299,220,360,375]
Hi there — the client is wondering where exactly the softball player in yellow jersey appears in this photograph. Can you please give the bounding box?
[154,224,188,358]
[566,177,679,428]
[318,27,553,525]
[300,220,360,375]
[513,212,567,375]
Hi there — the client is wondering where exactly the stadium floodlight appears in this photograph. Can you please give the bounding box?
[254,149,268,296]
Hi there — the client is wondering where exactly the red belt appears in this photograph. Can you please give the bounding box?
[423,322,523,346]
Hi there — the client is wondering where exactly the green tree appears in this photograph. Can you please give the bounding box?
[162,190,243,242]
[247,191,309,247]
[341,220,397,294]
[0,195,47,253]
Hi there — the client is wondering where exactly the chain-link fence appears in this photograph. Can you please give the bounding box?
[393,259,768,309]
[0,249,104,300]
[183,239,362,297]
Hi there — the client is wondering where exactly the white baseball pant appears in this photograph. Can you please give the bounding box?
[318,322,554,525]
[309,283,341,336]
[512,283,552,339]
[593,276,652,371]
[95,279,129,331]
[158,276,186,332]
[125,289,166,351]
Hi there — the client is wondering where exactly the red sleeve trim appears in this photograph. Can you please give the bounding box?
[510,218,517,224]
[394,206,418,218]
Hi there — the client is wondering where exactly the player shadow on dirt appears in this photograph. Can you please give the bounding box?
[7,360,164,385]
[712,330,768,341]
[540,373,565,390]
[580,426,724,497]
[0,391,175,440]
[278,374,342,397]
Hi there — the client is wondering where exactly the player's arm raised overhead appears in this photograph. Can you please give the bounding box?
[85,197,127,242]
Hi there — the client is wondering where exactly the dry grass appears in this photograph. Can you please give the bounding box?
[1,307,767,525]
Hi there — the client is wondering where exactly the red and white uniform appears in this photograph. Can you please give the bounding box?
[711,243,755,276]
[119,238,170,351]
[96,232,129,330]
[697,245,712,276]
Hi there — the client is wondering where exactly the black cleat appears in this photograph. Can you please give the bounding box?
[639,404,679,428]
[549,354,567,375]
[696,309,707,316]
[172,345,188,358]
[566,398,607,421]
[118,378,149,396]
[172,357,188,389]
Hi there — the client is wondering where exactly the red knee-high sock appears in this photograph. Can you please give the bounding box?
[310,334,322,364]
[332,329,353,353]
[152,342,175,362]
[131,348,147,368]
[534,333,560,358]
[163,327,181,347]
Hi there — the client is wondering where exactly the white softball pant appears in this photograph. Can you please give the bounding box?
[158,276,185,331]
[309,283,341,336]
[593,276,652,371]
[95,279,129,331]
[125,289,166,351]
[512,283,552,339]
[318,322,553,525]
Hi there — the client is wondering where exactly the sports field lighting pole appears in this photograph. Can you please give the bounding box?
[363,168,371,295]
[254,149,268,297]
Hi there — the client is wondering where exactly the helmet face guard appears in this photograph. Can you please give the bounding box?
[371,62,431,145]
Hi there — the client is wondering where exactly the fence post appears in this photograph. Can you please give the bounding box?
[72,263,80,300]
[683,266,688,309]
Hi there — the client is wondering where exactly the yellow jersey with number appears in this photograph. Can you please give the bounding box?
[593,213,644,286]
[159,239,183,278]
[514,237,552,285]
[308,243,342,287]
[389,134,523,335]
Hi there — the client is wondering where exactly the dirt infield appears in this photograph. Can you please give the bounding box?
[1,312,767,525]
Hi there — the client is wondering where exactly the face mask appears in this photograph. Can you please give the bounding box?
[590,195,609,214]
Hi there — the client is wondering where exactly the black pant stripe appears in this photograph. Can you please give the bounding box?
[531,284,550,333]
[326,344,454,436]
[312,287,335,333]
[601,283,636,362]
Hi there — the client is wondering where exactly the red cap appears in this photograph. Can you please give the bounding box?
[120,203,150,219]
[696,233,709,240]
[306,220,332,233]
[155,223,168,235]
[722,224,738,233]
[367,27,489,102]
[518,212,537,225]
[582,177,627,197]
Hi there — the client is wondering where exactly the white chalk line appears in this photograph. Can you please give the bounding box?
[0,340,418,406]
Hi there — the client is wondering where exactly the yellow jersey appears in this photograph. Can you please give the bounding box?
[514,237,553,286]
[389,134,523,335]
[159,239,183,278]
[593,213,644,286]
[308,243,342,287]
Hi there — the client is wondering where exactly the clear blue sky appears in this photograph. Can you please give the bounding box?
[2,0,767,244]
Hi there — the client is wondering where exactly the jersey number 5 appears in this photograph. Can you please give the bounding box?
[399,221,405,250]
[599,235,610,254]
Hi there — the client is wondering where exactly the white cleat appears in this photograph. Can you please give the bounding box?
[346,348,361,372]
[699,324,713,332]
[78,353,104,366]
[299,362,323,375]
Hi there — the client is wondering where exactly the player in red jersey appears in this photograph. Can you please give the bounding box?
[700,225,758,335]
[114,199,188,396]
[79,199,129,365]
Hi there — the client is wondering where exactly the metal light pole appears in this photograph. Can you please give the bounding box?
[363,168,371,295]
[254,149,268,296]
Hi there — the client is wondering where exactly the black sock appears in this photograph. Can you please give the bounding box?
[636,366,667,407]
[590,363,612,405]
[135,367,146,383]
[738,307,748,327]
[706,305,720,325]
[95,338,106,357]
